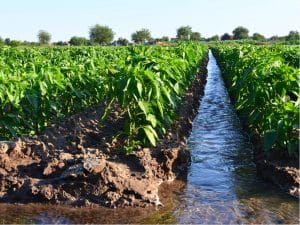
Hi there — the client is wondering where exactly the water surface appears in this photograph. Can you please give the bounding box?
[173,50,299,224]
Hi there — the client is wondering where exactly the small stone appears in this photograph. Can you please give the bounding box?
[74,154,82,159]
[59,153,73,161]
[58,162,65,169]
[0,143,9,154]
[25,147,32,156]
[41,185,54,200]
[0,168,8,176]
[0,141,16,154]
[83,158,106,174]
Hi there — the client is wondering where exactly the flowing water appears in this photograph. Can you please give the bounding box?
[0,51,298,224]
[173,50,299,224]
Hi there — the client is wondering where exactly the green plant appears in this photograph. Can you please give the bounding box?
[212,44,299,157]
[0,43,208,153]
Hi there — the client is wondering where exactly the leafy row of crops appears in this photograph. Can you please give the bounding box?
[0,43,208,151]
[211,45,299,157]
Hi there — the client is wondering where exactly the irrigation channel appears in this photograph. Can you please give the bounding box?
[172,50,299,224]
[0,51,299,224]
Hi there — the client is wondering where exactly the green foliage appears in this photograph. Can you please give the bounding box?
[69,36,88,46]
[89,24,114,45]
[190,32,201,41]
[207,35,219,42]
[161,36,169,42]
[176,26,192,40]
[0,43,208,153]
[117,37,129,46]
[232,26,249,40]
[286,31,300,44]
[221,33,232,41]
[37,30,51,45]
[252,33,265,41]
[131,29,152,44]
[4,38,10,45]
[102,43,208,151]
[212,45,299,157]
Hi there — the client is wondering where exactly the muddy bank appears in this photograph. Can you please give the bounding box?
[251,134,299,198]
[0,57,208,208]
[0,180,187,224]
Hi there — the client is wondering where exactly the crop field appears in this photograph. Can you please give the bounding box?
[212,45,299,156]
[0,41,299,223]
[1,0,300,223]
[1,43,298,156]
[0,43,208,151]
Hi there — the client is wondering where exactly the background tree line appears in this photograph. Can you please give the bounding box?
[0,24,299,47]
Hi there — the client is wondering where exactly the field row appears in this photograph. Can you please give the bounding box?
[0,43,208,151]
[211,45,299,156]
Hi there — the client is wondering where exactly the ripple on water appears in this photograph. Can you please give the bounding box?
[174,50,299,224]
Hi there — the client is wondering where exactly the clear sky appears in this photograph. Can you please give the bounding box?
[0,0,299,42]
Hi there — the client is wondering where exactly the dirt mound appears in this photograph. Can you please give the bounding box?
[0,58,208,208]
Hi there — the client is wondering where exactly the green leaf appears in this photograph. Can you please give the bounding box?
[26,94,38,110]
[108,68,118,75]
[161,86,174,106]
[123,78,131,93]
[157,100,164,117]
[138,100,148,115]
[174,82,180,94]
[6,91,14,103]
[39,81,47,96]
[143,125,158,146]
[100,98,114,123]
[287,141,298,156]
[146,114,157,127]
[263,130,277,152]
[137,81,143,97]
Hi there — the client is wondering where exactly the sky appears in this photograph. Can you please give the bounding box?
[0,0,299,42]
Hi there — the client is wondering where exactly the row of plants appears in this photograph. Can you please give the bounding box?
[0,43,208,152]
[211,45,299,157]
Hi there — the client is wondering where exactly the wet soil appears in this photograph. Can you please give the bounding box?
[251,133,299,198]
[0,57,208,208]
[0,180,187,224]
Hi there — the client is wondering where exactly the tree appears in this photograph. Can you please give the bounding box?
[117,37,129,46]
[9,40,22,47]
[161,36,169,42]
[4,38,11,45]
[286,31,300,42]
[0,37,3,45]
[69,36,88,46]
[190,32,201,41]
[232,26,249,39]
[269,35,279,41]
[207,35,219,41]
[176,26,192,40]
[252,33,265,41]
[131,29,151,44]
[221,33,232,41]
[89,24,114,45]
[38,30,51,44]
[53,41,69,46]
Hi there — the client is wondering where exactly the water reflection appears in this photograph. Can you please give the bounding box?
[174,50,299,224]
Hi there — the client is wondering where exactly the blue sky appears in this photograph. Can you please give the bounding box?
[0,0,299,42]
